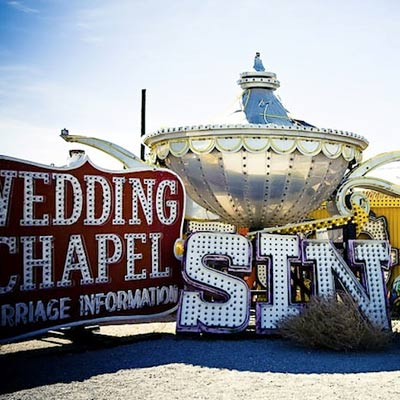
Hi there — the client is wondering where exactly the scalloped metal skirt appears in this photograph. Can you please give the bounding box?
[165,149,348,229]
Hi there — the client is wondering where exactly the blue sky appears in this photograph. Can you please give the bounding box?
[1,0,400,169]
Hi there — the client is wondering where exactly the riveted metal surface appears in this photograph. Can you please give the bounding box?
[165,148,350,229]
[144,63,368,229]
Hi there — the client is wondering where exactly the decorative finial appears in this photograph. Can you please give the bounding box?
[253,52,265,72]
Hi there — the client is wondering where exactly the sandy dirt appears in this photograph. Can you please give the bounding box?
[1,321,399,400]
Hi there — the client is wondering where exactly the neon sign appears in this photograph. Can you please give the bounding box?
[177,232,391,334]
[0,156,185,342]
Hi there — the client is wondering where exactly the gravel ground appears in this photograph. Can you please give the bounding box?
[1,322,399,400]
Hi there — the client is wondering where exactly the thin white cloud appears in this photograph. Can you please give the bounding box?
[80,35,103,45]
[74,6,108,45]
[7,1,39,14]
[0,64,40,73]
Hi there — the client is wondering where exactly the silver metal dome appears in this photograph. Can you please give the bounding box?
[144,55,368,229]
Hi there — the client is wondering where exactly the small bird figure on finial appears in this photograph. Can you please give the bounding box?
[253,52,265,71]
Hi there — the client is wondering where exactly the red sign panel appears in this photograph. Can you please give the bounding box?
[0,156,185,342]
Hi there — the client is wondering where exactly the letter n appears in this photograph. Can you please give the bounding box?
[304,239,391,329]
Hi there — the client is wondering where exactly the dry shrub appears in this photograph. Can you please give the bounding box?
[277,293,393,351]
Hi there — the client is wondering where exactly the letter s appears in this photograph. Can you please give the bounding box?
[177,232,252,334]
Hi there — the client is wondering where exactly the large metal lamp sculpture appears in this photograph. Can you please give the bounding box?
[143,55,368,229]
